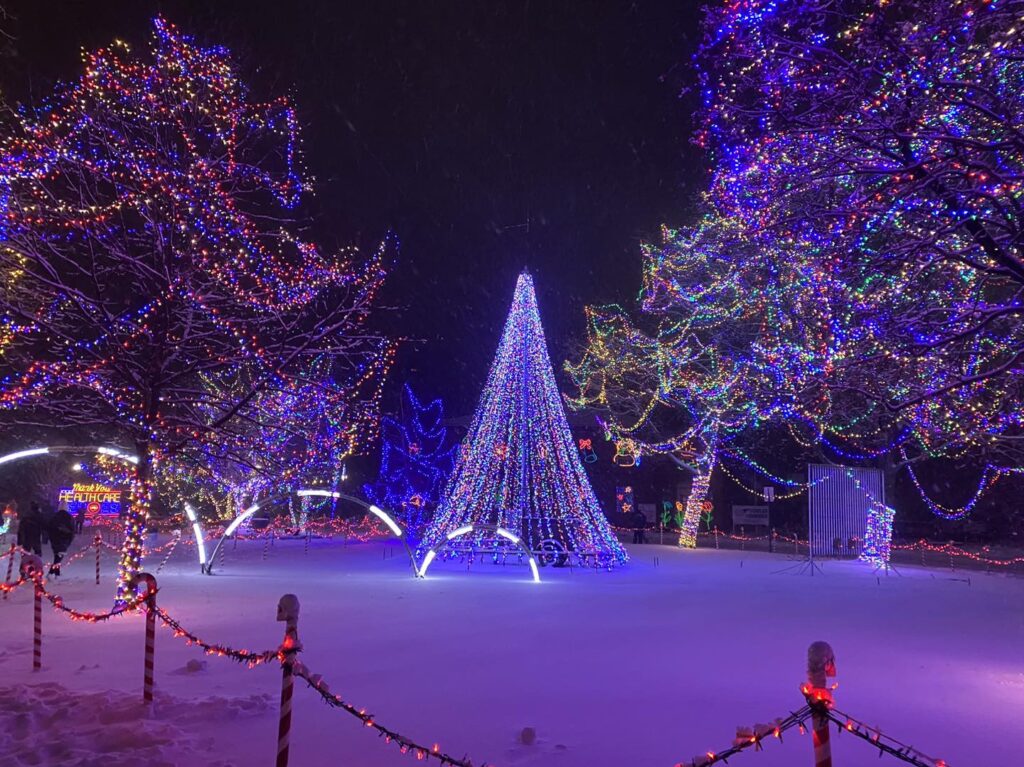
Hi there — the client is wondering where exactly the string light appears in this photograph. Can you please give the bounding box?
[0,15,393,599]
[421,272,626,566]
[364,385,455,539]
[569,0,1024,530]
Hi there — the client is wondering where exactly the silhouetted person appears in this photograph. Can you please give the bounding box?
[74,505,86,534]
[48,502,75,576]
[632,510,647,544]
[17,501,44,556]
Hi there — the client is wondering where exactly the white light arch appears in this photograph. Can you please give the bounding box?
[204,488,416,576]
[0,444,141,557]
[418,524,541,583]
[0,445,140,467]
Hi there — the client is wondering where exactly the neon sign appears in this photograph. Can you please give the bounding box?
[58,483,121,517]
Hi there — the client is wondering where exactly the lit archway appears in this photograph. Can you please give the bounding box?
[417,523,541,583]
[0,445,139,467]
[0,444,140,556]
[204,488,415,576]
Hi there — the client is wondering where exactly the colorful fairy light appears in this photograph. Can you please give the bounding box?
[694,0,1024,482]
[364,385,455,539]
[569,0,1024,533]
[860,501,896,568]
[420,272,626,566]
[0,16,393,598]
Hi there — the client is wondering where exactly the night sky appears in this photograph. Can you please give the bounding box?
[3,0,704,414]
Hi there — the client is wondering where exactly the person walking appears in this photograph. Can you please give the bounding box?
[17,501,44,557]
[48,502,75,576]
[74,505,86,534]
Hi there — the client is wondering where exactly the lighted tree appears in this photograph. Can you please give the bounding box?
[0,18,393,597]
[690,0,1024,513]
[419,272,626,564]
[363,384,455,537]
[160,353,391,523]
[696,0,1024,433]
[567,214,816,545]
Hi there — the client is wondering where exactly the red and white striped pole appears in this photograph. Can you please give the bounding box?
[33,578,41,670]
[805,641,836,767]
[276,594,301,767]
[3,542,15,601]
[94,534,101,585]
[156,531,180,575]
[130,573,159,703]
[20,555,43,670]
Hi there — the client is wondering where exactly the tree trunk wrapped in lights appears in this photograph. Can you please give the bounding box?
[678,425,719,548]
[0,17,393,599]
[567,217,792,547]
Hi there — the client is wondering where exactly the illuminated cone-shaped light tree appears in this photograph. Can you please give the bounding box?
[0,18,393,598]
[419,272,626,565]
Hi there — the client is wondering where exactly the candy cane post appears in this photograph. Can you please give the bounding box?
[130,572,159,703]
[804,641,837,767]
[3,541,15,601]
[155,531,181,575]
[276,594,301,767]
[94,534,101,585]
[20,555,44,670]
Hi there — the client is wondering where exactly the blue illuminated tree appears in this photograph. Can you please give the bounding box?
[419,272,627,565]
[364,384,455,537]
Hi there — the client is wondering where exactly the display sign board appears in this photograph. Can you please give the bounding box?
[58,483,121,518]
[732,504,770,527]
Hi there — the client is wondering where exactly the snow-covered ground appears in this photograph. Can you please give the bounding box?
[1,533,1021,767]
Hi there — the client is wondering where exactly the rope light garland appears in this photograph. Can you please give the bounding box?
[674,706,813,767]
[3,578,485,766]
[292,663,478,766]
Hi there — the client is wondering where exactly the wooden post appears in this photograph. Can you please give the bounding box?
[806,641,836,767]
[276,594,301,767]
[130,573,158,703]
